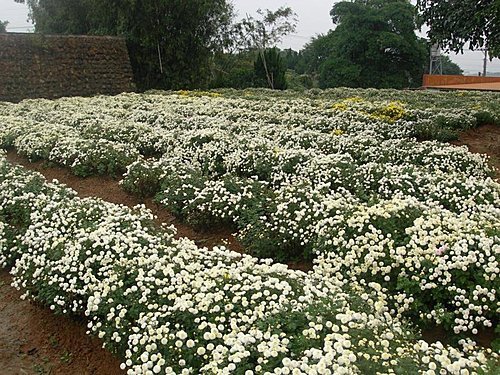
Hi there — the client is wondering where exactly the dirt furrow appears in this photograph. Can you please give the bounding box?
[0,270,124,375]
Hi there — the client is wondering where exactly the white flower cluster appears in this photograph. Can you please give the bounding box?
[0,155,497,374]
[0,221,8,267]
[0,150,77,266]
[313,196,499,333]
[1,91,499,329]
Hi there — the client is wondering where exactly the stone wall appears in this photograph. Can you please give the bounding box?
[0,33,136,102]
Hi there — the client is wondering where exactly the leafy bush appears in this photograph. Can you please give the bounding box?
[154,167,206,219]
[413,120,460,141]
[121,158,165,197]
[184,176,266,229]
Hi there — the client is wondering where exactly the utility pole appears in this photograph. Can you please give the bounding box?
[483,49,488,77]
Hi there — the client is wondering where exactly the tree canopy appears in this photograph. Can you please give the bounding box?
[15,0,234,89]
[0,21,7,33]
[233,7,297,52]
[417,0,500,59]
[301,0,427,89]
[232,7,297,89]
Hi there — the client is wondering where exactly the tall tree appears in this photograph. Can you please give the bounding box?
[0,21,8,33]
[299,31,337,76]
[304,0,427,89]
[281,49,301,71]
[15,0,235,89]
[254,48,287,90]
[416,0,500,58]
[234,7,297,89]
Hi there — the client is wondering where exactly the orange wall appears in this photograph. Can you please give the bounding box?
[423,74,500,87]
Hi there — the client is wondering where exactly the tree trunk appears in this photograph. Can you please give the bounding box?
[260,48,274,89]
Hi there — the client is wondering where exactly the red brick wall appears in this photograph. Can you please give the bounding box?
[0,33,135,102]
[423,74,500,87]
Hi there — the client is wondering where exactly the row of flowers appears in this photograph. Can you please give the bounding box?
[0,91,499,339]
[0,152,497,374]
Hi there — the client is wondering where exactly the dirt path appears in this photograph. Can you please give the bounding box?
[0,270,124,375]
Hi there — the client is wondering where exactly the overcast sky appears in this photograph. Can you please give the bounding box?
[2,0,499,74]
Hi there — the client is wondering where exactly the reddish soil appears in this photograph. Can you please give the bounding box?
[0,270,124,375]
[451,123,500,180]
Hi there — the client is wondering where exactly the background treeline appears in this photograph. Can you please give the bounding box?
[14,0,463,91]
[212,0,463,91]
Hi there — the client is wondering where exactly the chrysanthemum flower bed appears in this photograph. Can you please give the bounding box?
[0,89,499,352]
[314,196,499,335]
[0,153,497,374]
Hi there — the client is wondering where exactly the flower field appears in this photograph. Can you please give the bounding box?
[0,88,499,374]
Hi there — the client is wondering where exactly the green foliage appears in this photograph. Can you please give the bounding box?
[319,56,362,88]
[120,159,164,198]
[0,20,8,33]
[300,32,336,76]
[17,0,234,90]
[281,49,317,89]
[233,7,297,51]
[254,48,287,90]
[280,49,301,71]
[417,0,500,58]
[284,70,315,91]
[154,169,205,219]
[65,141,138,177]
[474,110,497,127]
[412,121,460,142]
[209,52,255,89]
[441,56,464,75]
[301,0,427,89]
[210,49,315,90]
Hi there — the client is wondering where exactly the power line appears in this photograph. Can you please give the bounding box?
[286,34,313,40]
[6,28,34,32]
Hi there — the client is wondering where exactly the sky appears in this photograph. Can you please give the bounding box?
[2,0,500,74]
